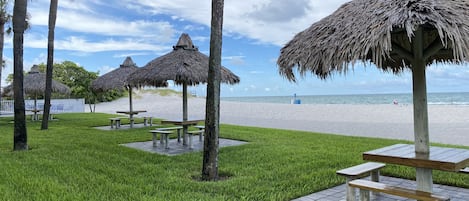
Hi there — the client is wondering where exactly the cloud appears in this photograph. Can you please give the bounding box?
[97,65,115,76]
[26,0,178,54]
[246,0,311,23]
[125,0,350,46]
[29,5,175,40]
[427,63,469,80]
[249,71,264,74]
[113,52,152,58]
[26,0,350,53]
[223,56,245,66]
[25,34,172,53]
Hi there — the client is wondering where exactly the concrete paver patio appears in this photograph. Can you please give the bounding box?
[121,137,248,156]
[293,176,469,201]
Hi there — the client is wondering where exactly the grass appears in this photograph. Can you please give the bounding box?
[0,113,467,201]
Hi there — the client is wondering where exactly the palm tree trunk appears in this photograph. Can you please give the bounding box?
[42,0,58,129]
[12,0,28,151]
[202,0,224,181]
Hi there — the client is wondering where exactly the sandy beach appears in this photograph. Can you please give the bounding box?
[89,91,469,146]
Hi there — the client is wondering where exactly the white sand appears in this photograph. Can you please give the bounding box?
[89,91,469,146]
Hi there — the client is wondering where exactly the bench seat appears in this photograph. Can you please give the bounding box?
[187,129,204,149]
[336,162,385,201]
[349,179,449,201]
[149,130,173,149]
[157,126,183,143]
[109,117,122,129]
[143,117,153,126]
[194,125,205,130]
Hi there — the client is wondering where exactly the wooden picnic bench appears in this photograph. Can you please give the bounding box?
[349,179,449,201]
[26,109,43,121]
[336,162,385,201]
[143,116,153,126]
[157,126,183,143]
[149,130,173,149]
[116,110,146,128]
[360,144,469,200]
[109,117,122,129]
[193,125,205,141]
[161,119,204,145]
[186,129,204,149]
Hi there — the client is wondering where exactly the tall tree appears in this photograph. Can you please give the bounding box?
[0,0,12,115]
[12,0,28,150]
[202,0,223,181]
[41,0,58,129]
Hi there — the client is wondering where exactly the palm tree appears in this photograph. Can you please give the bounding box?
[12,0,28,150]
[41,0,58,129]
[202,0,224,181]
[0,0,12,114]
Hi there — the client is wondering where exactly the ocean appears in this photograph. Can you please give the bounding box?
[221,92,469,105]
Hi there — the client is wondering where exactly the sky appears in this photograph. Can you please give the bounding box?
[1,0,468,97]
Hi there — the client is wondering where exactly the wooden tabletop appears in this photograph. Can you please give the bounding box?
[116,110,147,115]
[363,144,469,172]
[26,109,42,112]
[161,119,204,126]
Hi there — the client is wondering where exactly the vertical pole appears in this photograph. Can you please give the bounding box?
[128,86,133,128]
[34,95,37,111]
[182,82,188,145]
[34,96,37,120]
[412,26,432,192]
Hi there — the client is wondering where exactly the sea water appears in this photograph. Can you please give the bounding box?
[221,92,469,105]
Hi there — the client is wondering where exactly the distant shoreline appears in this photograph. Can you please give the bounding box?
[221,92,469,105]
[91,91,469,146]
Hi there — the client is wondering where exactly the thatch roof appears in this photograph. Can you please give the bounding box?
[91,57,165,92]
[2,65,70,97]
[277,0,469,81]
[128,33,240,86]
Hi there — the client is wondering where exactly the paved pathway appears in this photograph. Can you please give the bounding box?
[121,137,247,156]
[293,176,469,201]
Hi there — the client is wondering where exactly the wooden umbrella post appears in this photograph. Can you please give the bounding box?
[412,27,432,193]
[182,82,188,145]
[33,94,38,121]
[128,86,134,128]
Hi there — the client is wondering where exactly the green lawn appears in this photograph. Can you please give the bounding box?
[0,113,467,201]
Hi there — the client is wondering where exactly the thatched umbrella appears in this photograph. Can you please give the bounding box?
[277,0,469,192]
[128,33,240,142]
[3,64,71,111]
[91,57,167,127]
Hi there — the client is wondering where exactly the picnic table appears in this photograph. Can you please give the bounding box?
[363,143,469,192]
[26,109,43,121]
[116,110,147,128]
[160,119,204,146]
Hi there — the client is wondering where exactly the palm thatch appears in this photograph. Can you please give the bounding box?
[90,56,166,92]
[90,57,166,127]
[128,33,240,136]
[2,65,70,97]
[277,0,469,81]
[127,33,240,86]
[277,0,469,193]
